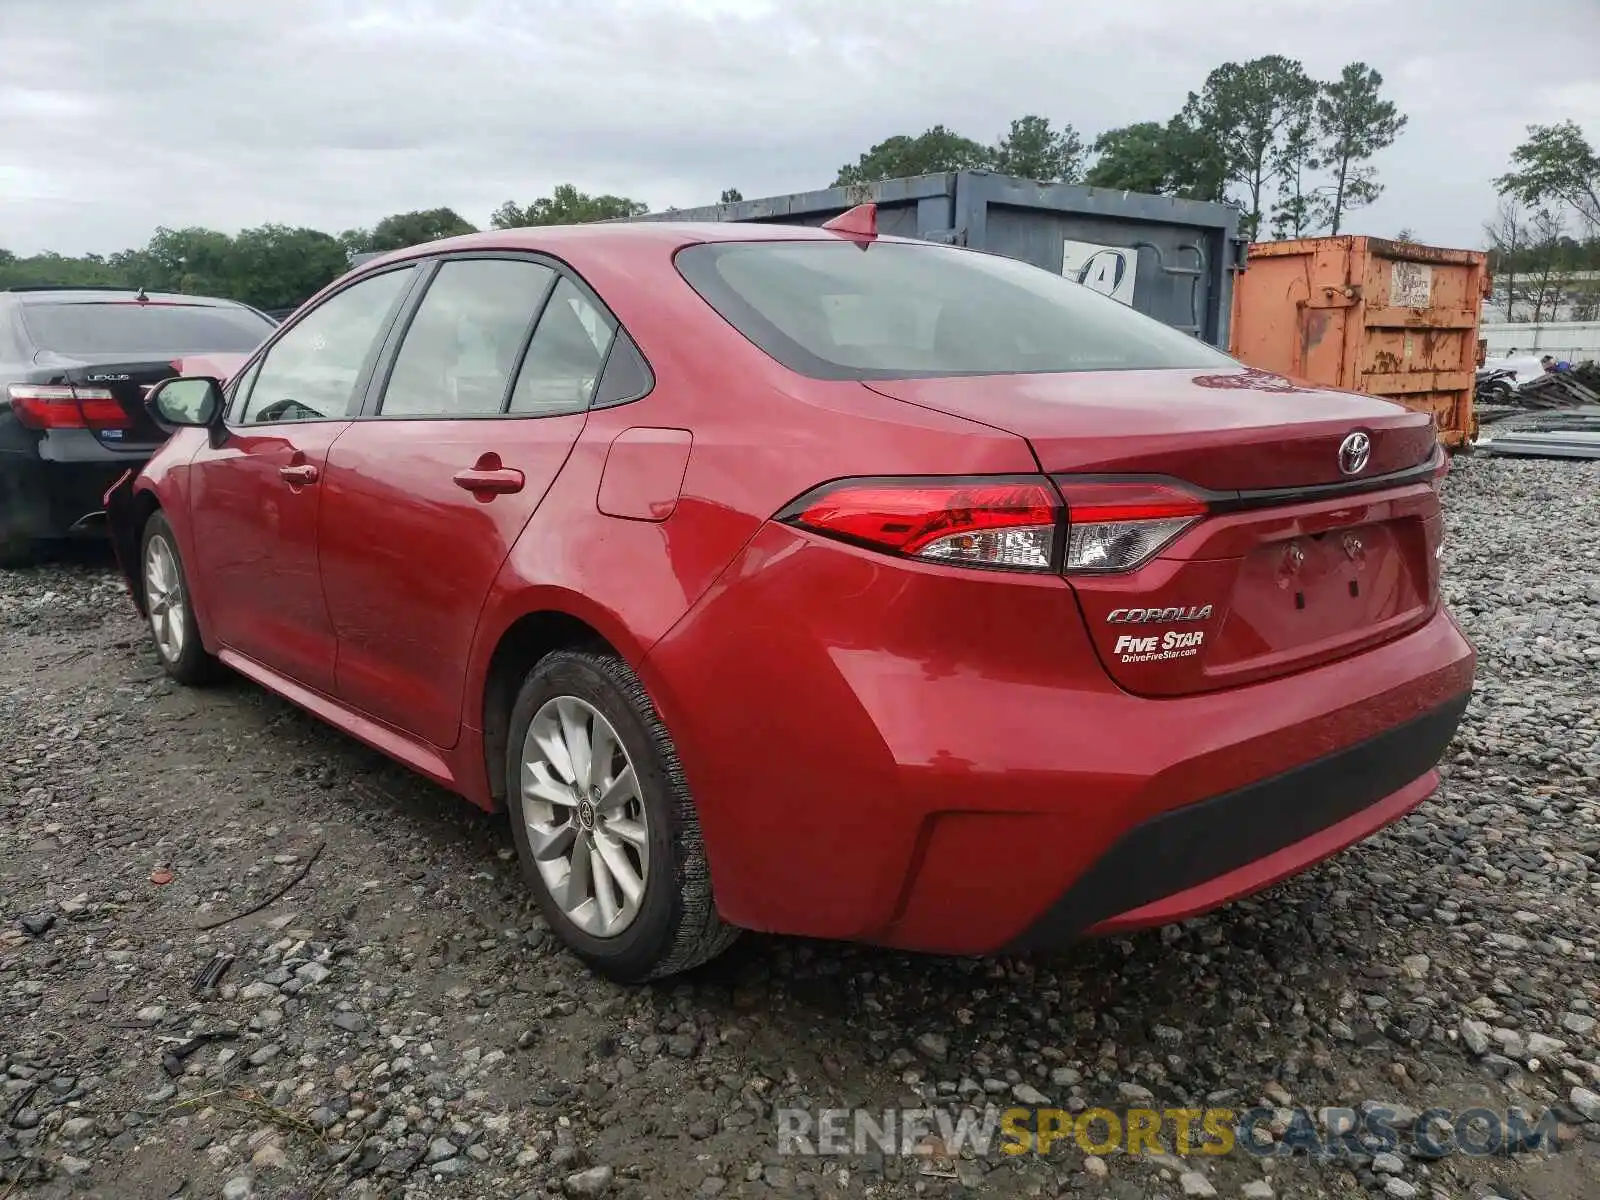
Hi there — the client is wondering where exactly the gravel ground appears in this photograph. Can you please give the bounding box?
[2,454,1598,1200]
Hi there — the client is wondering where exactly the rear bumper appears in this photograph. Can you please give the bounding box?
[1006,693,1467,948]
[0,446,136,544]
[643,523,1477,953]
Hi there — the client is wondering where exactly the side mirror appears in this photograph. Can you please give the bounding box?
[148,376,225,428]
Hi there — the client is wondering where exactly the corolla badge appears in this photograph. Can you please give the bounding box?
[1106,605,1213,624]
[1338,431,1371,476]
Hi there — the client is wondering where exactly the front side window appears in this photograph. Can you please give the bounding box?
[675,240,1237,381]
[508,278,617,416]
[226,356,264,423]
[241,267,415,424]
[380,259,556,418]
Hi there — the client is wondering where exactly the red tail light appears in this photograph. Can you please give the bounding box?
[779,476,1060,572]
[7,384,132,430]
[779,476,1212,575]
[1054,480,1208,573]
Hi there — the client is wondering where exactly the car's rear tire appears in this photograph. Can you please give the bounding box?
[505,648,739,983]
[140,512,219,685]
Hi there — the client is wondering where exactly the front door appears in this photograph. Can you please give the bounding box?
[319,257,620,747]
[188,266,418,691]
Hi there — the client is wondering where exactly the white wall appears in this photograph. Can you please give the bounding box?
[1481,322,1600,363]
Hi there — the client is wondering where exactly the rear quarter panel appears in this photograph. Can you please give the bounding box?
[467,362,1037,715]
[463,234,1038,808]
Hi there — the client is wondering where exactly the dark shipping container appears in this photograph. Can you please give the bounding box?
[633,171,1248,349]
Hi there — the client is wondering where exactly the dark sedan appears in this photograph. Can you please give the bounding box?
[1,285,273,566]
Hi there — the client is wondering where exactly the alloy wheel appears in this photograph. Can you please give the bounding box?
[144,534,186,664]
[519,696,650,937]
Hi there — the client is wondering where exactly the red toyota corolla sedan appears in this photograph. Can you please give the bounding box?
[105,209,1475,982]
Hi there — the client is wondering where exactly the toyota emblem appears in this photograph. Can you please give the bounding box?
[1338,431,1371,476]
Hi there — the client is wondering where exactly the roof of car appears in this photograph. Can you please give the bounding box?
[355,219,922,271]
[0,286,246,307]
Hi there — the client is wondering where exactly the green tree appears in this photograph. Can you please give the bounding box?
[491,185,647,228]
[1085,122,1178,193]
[1268,87,1320,239]
[992,115,1083,182]
[111,226,236,294]
[227,224,351,309]
[833,125,993,186]
[1313,63,1407,235]
[337,227,374,256]
[719,188,744,204]
[0,250,129,290]
[1495,120,1600,235]
[364,208,477,252]
[1165,117,1231,202]
[1084,119,1225,201]
[1182,56,1318,238]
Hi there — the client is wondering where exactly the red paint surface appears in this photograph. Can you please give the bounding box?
[121,221,1475,954]
[596,428,693,521]
[318,415,586,748]
[866,371,1438,487]
[173,352,248,381]
[820,203,878,238]
[186,422,351,692]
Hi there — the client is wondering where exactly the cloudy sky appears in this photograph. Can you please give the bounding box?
[2,0,1597,257]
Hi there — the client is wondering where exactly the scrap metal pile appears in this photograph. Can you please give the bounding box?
[1507,363,1600,411]
[1477,361,1600,460]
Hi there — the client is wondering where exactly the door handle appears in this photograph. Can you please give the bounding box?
[279,464,319,486]
[452,467,525,496]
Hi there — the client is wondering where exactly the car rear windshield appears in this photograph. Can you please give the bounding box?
[20,301,275,356]
[675,240,1237,380]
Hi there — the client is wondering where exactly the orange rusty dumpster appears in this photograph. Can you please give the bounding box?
[1230,236,1489,447]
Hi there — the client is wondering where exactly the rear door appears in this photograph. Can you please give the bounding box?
[318,254,619,748]
[187,267,420,691]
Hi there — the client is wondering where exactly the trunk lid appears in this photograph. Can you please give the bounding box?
[865,367,1444,695]
[864,367,1438,488]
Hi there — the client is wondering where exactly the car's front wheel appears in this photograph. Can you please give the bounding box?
[140,512,219,685]
[506,649,738,982]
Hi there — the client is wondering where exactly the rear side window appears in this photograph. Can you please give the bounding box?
[508,278,617,415]
[381,259,556,417]
[20,301,274,356]
[675,240,1236,380]
[593,330,651,407]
